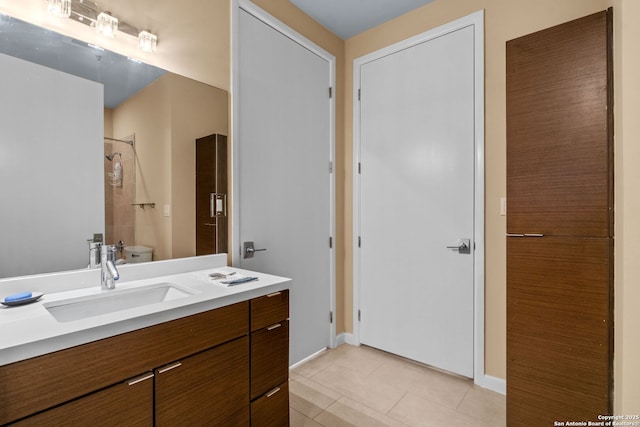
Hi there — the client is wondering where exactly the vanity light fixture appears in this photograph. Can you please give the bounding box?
[47,0,71,18]
[44,0,158,52]
[138,30,157,53]
[96,11,118,38]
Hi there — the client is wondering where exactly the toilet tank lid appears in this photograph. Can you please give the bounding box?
[124,246,152,253]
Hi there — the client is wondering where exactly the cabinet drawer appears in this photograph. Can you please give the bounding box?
[251,381,289,427]
[155,336,250,426]
[11,372,154,426]
[251,290,289,332]
[251,320,289,400]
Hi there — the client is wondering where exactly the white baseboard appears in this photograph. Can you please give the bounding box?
[475,374,506,395]
[342,333,357,346]
[289,347,327,370]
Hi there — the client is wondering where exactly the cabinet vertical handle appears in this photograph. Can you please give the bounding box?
[267,323,282,331]
[266,292,282,298]
[128,373,154,386]
[158,362,182,374]
[265,387,281,398]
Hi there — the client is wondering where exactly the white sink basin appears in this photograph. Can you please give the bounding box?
[44,283,197,323]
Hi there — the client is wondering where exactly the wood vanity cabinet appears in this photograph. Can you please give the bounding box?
[250,290,290,427]
[1,290,290,426]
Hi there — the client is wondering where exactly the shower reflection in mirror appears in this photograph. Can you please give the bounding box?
[104,135,135,256]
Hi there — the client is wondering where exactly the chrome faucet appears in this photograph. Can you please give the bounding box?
[100,244,120,290]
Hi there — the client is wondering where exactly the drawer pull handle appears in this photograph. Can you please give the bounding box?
[267,323,282,331]
[128,373,154,386]
[266,292,282,298]
[266,387,281,398]
[158,362,182,374]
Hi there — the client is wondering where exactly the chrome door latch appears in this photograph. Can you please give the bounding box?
[243,241,267,259]
[446,238,471,254]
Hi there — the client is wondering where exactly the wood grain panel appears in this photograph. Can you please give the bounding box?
[506,10,613,237]
[0,301,248,425]
[507,236,612,425]
[10,373,154,426]
[251,320,289,400]
[196,134,228,256]
[196,134,218,255]
[250,290,289,332]
[251,381,290,427]
[155,336,249,426]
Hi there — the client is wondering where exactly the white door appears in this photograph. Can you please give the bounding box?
[235,5,335,365]
[357,25,476,377]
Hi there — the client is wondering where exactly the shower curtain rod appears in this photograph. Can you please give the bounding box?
[104,136,134,146]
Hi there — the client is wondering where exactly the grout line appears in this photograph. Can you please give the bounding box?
[386,390,408,415]
[455,387,472,411]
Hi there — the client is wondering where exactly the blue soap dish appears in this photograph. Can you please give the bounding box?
[1,292,44,307]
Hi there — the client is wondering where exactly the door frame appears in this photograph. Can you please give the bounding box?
[352,10,490,389]
[231,0,338,349]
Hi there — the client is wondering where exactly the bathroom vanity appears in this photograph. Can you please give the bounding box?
[0,255,290,426]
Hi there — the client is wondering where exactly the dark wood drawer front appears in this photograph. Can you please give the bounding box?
[11,372,154,426]
[250,290,289,332]
[251,381,290,427]
[251,320,289,400]
[0,301,249,425]
[155,336,250,426]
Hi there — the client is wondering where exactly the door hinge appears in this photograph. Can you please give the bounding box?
[329,236,333,248]
[358,309,361,322]
[358,236,361,248]
[330,311,333,323]
[329,87,333,98]
[329,161,333,173]
[358,162,361,174]
[358,89,361,101]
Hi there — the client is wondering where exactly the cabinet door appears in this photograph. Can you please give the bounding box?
[251,381,289,427]
[10,372,154,426]
[507,236,612,426]
[196,133,228,255]
[251,320,289,400]
[155,336,250,426]
[506,10,612,237]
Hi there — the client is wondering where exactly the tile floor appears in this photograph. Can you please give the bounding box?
[289,344,506,427]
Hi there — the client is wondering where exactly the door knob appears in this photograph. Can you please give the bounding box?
[243,241,266,259]
[446,238,471,254]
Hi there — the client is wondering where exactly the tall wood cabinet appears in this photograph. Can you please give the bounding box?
[506,9,613,425]
[196,133,228,255]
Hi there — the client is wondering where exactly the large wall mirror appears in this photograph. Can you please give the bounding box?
[0,13,229,279]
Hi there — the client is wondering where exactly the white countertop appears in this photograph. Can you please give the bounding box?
[0,261,290,366]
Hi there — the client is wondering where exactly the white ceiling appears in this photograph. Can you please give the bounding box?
[289,0,437,39]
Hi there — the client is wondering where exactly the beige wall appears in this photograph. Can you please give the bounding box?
[113,74,172,260]
[112,73,228,261]
[171,74,229,259]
